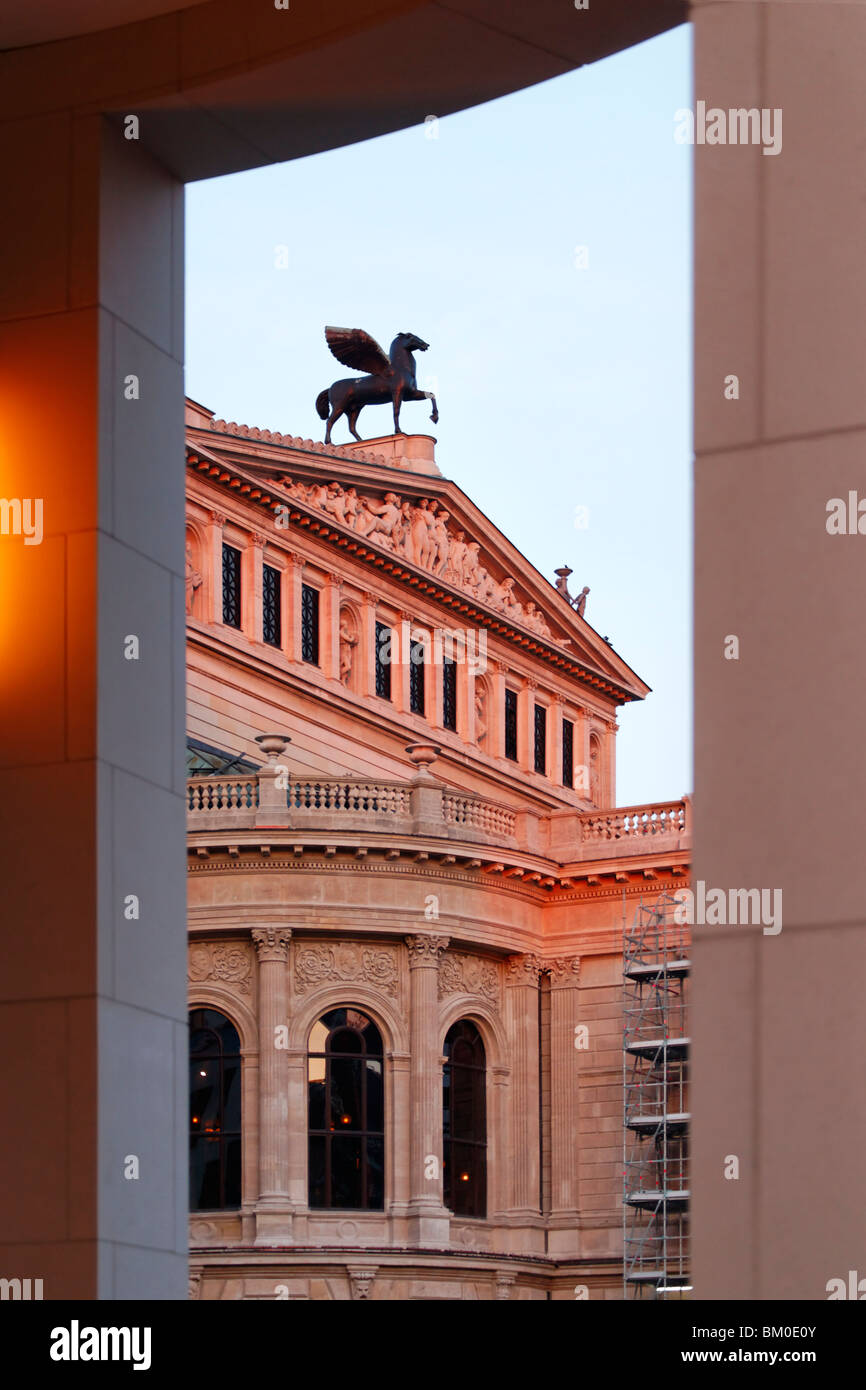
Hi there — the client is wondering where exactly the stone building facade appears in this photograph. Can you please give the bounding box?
[184,397,690,1300]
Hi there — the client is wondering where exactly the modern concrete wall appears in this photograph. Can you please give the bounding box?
[691,0,866,1300]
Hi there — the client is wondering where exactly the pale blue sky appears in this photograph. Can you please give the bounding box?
[185,24,692,808]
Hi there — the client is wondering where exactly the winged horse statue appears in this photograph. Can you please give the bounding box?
[316,326,439,444]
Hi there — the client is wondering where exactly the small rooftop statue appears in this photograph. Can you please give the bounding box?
[554,565,589,617]
[316,326,439,444]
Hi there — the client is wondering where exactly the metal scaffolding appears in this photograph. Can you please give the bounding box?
[623,892,691,1299]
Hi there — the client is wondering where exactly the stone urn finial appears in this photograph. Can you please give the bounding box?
[405,741,441,779]
[254,733,291,763]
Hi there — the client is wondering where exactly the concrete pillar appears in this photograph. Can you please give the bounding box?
[206,511,226,625]
[405,933,450,1245]
[251,927,292,1245]
[0,115,186,1300]
[504,954,541,1226]
[359,591,377,698]
[691,0,866,1299]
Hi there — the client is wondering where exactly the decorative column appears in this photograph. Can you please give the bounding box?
[284,553,304,663]
[405,933,450,1246]
[247,532,265,642]
[550,696,564,787]
[359,591,377,697]
[545,955,582,1254]
[251,926,293,1245]
[517,678,534,771]
[504,954,542,1226]
[206,510,225,624]
[490,660,507,759]
[321,573,342,680]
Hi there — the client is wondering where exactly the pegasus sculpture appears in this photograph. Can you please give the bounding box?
[316,326,439,444]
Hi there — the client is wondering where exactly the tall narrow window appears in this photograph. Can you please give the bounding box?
[443,1019,486,1219]
[189,1008,242,1210]
[301,583,320,664]
[409,632,425,715]
[534,703,547,775]
[375,620,392,700]
[308,1008,384,1210]
[562,717,574,788]
[222,543,241,629]
[262,563,281,648]
[442,657,457,732]
[504,688,518,761]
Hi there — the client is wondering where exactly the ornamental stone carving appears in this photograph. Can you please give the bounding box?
[438,951,500,1007]
[348,1266,378,1300]
[275,476,562,644]
[294,942,399,997]
[405,934,450,967]
[544,955,581,984]
[251,927,292,962]
[189,940,253,994]
[504,953,543,983]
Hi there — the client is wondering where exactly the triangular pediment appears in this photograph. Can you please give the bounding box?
[186,419,648,704]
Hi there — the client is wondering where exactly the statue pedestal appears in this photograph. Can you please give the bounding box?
[341,433,441,476]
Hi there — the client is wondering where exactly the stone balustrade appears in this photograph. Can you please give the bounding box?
[187,772,689,861]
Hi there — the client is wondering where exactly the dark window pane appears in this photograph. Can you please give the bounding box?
[222,544,241,628]
[189,1008,241,1211]
[366,1059,384,1132]
[443,1020,486,1219]
[331,1135,363,1208]
[263,563,281,647]
[308,1136,326,1208]
[409,637,425,715]
[534,703,547,775]
[375,621,391,700]
[308,1007,385,1210]
[301,584,319,664]
[308,1079,326,1131]
[442,657,457,731]
[366,1135,385,1209]
[504,688,518,761]
[562,717,574,788]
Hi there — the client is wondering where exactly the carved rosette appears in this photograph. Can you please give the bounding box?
[293,942,399,997]
[438,951,500,1007]
[405,934,450,968]
[189,941,253,995]
[251,927,292,963]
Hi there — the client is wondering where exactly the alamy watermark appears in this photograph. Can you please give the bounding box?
[674,880,782,935]
[674,102,782,157]
[378,624,487,673]
[0,497,43,545]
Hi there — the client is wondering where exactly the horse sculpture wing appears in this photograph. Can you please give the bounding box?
[325,326,391,377]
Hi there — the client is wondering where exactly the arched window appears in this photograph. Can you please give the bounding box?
[308,1007,384,1210]
[189,1008,242,1210]
[443,1019,487,1218]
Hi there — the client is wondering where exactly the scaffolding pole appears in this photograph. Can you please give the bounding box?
[623,891,691,1299]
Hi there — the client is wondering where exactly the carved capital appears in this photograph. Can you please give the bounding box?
[504,953,543,984]
[405,934,450,967]
[251,532,267,548]
[209,510,226,528]
[251,927,292,962]
[327,572,343,589]
[543,955,581,985]
[495,1271,517,1300]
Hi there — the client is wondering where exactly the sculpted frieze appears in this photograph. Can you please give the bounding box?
[188,940,252,995]
[438,951,500,1007]
[294,942,399,997]
[276,478,559,643]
